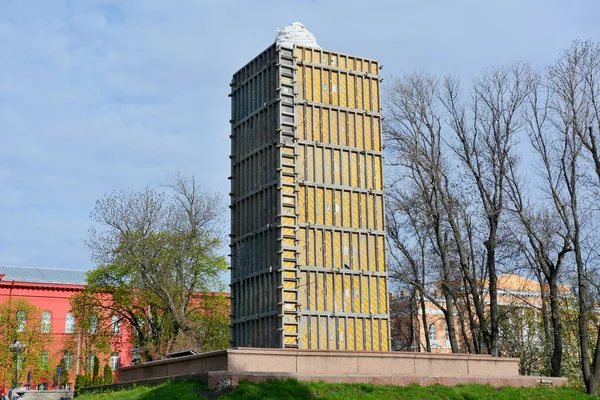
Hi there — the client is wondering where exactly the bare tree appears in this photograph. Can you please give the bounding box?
[441,64,534,356]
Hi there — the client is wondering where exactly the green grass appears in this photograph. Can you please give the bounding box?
[75,379,595,400]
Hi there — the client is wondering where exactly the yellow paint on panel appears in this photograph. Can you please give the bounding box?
[333,149,341,185]
[339,72,347,108]
[282,175,294,184]
[322,69,330,105]
[312,107,320,142]
[363,77,371,111]
[315,187,324,225]
[363,59,370,73]
[342,231,350,268]
[371,61,379,75]
[315,229,323,268]
[318,317,327,349]
[347,113,355,148]
[307,229,314,267]
[283,237,295,247]
[371,79,379,112]
[367,234,376,272]
[341,151,350,186]
[351,233,359,269]
[356,76,363,110]
[317,273,326,312]
[351,192,359,227]
[314,67,322,104]
[304,66,313,102]
[366,154,374,190]
[284,336,297,345]
[364,319,372,351]
[347,318,355,350]
[361,276,370,313]
[324,229,332,268]
[338,111,347,146]
[312,49,321,64]
[359,193,367,228]
[321,108,329,143]
[300,323,309,349]
[315,145,323,182]
[309,272,317,310]
[295,47,302,60]
[372,318,380,350]
[297,105,305,140]
[356,114,364,150]
[359,234,368,271]
[375,195,383,230]
[349,154,358,187]
[348,75,355,109]
[283,261,295,271]
[339,55,347,69]
[331,72,339,107]
[298,228,306,265]
[283,146,294,156]
[342,191,351,228]
[323,147,331,184]
[352,276,360,312]
[343,275,351,312]
[374,156,382,190]
[378,277,387,315]
[377,236,385,272]
[372,117,380,151]
[330,109,338,145]
[326,273,334,310]
[369,276,378,315]
[283,249,295,260]
[324,188,333,226]
[381,320,389,351]
[356,318,364,350]
[364,115,372,150]
[282,186,294,195]
[337,317,345,349]
[333,231,342,269]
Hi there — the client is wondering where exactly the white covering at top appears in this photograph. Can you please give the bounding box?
[275,22,321,49]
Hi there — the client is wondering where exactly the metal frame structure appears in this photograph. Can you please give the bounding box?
[230,44,390,350]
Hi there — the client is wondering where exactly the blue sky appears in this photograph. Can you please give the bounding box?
[1,0,598,272]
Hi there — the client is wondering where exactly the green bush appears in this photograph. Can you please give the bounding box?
[102,364,113,385]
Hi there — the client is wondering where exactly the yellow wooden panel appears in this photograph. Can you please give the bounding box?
[337,317,345,349]
[339,72,347,108]
[359,193,367,228]
[343,275,351,312]
[381,319,389,351]
[309,272,317,310]
[333,149,341,185]
[283,146,294,156]
[315,186,323,225]
[300,322,309,349]
[356,113,364,150]
[351,192,359,227]
[351,232,359,269]
[367,234,376,272]
[370,276,378,314]
[304,66,313,102]
[312,106,320,142]
[283,249,295,259]
[297,64,304,101]
[315,145,323,182]
[322,69,330,105]
[325,188,333,226]
[323,147,331,184]
[307,228,315,266]
[375,195,383,230]
[295,47,303,59]
[282,185,294,195]
[298,228,306,265]
[297,105,305,140]
[326,273,334,310]
[378,276,387,314]
[371,61,379,74]
[333,230,342,268]
[356,317,364,349]
[340,150,349,187]
[342,231,351,268]
[372,318,380,350]
[342,191,351,228]
[304,105,313,141]
[348,74,356,109]
[310,316,318,348]
[333,71,339,106]
[361,276,369,313]
[359,233,368,271]
[347,317,355,350]
[356,76,363,110]
[283,261,295,271]
[364,318,372,350]
[371,79,379,112]
[372,117,380,151]
[346,56,355,71]
[312,48,321,64]
[317,273,325,312]
[338,111,347,146]
[377,236,385,272]
[347,112,355,148]
[330,109,338,145]
[352,276,360,312]
[366,154,374,190]
[314,67,322,103]
[283,237,295,247]
[321,108,329,143]
[363,59,370,73]
[374,156,382,190]
[339,55,347,69]
[324,229,332,268]
[364,115,372,150]
[363,77,371,112]
[315,229,323,268]
[282,174,294,184]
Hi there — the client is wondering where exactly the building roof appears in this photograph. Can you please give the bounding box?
[0,265,88,286]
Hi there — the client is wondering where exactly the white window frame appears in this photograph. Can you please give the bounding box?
[41,311,51,333]
[65,312,75,334]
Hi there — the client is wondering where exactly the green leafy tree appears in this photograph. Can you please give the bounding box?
[102,364,113,385]
[84,174,229,361]
[0,298,52,390]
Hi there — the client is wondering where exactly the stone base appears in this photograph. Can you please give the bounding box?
[117,347,567,389]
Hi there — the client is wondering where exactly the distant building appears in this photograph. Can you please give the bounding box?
[0,265,133,393]
[389,274,568,354]
[229,22,390,350]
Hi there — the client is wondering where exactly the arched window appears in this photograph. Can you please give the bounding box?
[16,311,26,332]
[65,312,75,334]
[428,323,437,343]
[110,352,120,370]
[41,311,51,333]
[111,315,120,335]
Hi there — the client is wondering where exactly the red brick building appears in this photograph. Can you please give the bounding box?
[0,265,133,393]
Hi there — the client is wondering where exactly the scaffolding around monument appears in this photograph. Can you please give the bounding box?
[230,42,390,350]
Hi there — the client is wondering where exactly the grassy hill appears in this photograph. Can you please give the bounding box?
[75,379,595,400]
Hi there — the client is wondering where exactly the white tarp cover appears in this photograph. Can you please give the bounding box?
[275,22,321,49]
